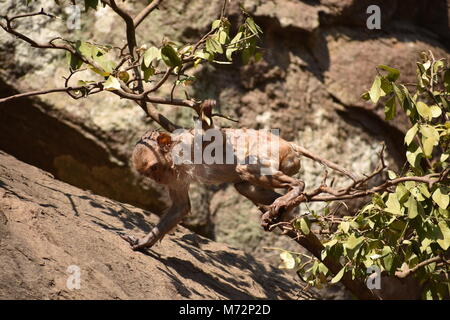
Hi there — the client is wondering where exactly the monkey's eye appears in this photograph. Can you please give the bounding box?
[150,164,158,172]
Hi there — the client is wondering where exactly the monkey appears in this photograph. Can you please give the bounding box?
[120,128,358,251]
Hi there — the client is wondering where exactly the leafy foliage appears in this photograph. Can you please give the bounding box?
[59,2,262,94]
[282,52,450,299]
[21,0,262,106]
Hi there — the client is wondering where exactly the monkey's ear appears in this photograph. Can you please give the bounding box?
[157,132,172,150]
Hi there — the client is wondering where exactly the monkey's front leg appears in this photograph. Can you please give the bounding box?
[121,186,190,251]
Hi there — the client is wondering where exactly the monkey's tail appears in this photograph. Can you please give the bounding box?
[290,143,359,182]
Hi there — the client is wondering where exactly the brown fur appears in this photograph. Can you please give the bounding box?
[121,129,355,250]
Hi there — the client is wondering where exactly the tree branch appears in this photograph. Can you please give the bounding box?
[395,256,443,279]
[0,83,102,104]
[133,0,163,28]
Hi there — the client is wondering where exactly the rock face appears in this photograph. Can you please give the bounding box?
[0,0,449,298]
[0,151,313,299]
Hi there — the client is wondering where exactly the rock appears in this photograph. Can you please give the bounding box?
[254,0,320,32]
[0,151,314,299]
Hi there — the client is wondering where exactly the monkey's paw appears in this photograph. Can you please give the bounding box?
[260,212,273,231]
[119,233,151,251]
[269,197,290,218]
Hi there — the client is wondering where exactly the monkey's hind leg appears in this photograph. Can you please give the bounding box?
[234,182,285,230]
[236,165,305,229]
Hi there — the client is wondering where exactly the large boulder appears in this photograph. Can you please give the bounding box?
[0,151,313,299]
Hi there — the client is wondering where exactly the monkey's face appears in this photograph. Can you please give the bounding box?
[132,141,175,185]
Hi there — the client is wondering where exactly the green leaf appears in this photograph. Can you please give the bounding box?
[341,221,350,233]
[420,125,440,157]
[393,83,405,106]
[382,246,393,272]
[430,105,442,118]
[385,193,403,215]
[144,47,161,67]
[321,249,328,261]
[410,187,425,202]
[279,251,296,269]
[92,55,116,75]
[406,195,418,219]
[420,238,433,253]
[421,138,434,158]
[420,125,440,141]
[416,101,432,121]
[66,52,83,70]
[433,60,444,73]
[299,217,310,235]
[230,31,243,45]
[384,95,396,120]
[406,144,423,168]
[194,50,214,62]
[404,123,418,146]
[226,32,243,61]
[141,62,155,81]
[211,19,221,30]
[378,65,400,82]
[395,184,410,202]
[369,76,382,103]
[206,38,223,54]
[330,267,345,284]
[245,17,262,35]
[78,41,94,58]
[380,77,393,95]
[323,239,338,249]
[218,30,229,45]
[388,170,397,179]
[318,263,329,274]
[417,184,431,198]
[432,187,449,210]
[345,234,364,250]
[160,45,181,67]
[437,221,450,250]
[103,76,121,91]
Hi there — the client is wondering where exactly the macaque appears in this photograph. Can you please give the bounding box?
[121,128,357,250]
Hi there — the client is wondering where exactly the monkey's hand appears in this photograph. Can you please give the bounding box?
[259,198,289,230]
[269,196,291,217]
[262,186,304,230]
[260,211,274,231]
[119,232,159,251]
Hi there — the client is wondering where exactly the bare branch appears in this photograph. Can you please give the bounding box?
[133,0,163,28]
[99,0,181,132]
[395,256,444,279]
[111,89,198,108]
[0,83,102,104]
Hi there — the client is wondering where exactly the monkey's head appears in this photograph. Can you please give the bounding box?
[132,131,177,185]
